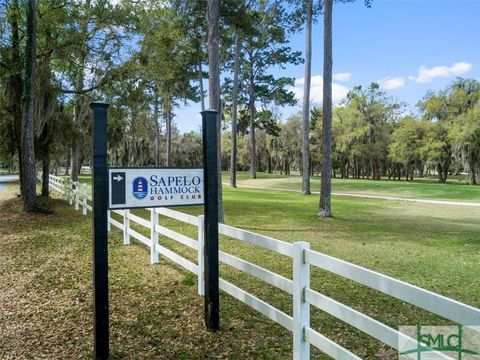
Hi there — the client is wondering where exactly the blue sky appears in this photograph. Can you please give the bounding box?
[175,0,480,133]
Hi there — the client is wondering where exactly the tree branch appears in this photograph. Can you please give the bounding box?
[59,74,110,94]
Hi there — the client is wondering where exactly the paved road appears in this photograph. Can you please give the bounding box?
[0,175,19,195]
[223,183,480,208]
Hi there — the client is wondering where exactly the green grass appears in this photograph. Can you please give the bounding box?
[224,171,480,202]
[149,186,480,358]
[120,185,480,358]
[77,171,480,202]
[229,171,292,181]
[2,180,480,359]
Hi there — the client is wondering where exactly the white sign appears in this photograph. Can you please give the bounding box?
[108,168,204,209]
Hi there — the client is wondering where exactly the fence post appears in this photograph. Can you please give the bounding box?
[68,180,73,205]
[293,241,310,360]
[123,209,130,245]
[107,211,111,232]
[82,183,88,216]
[74,182,79,210]
[197,215,205,296]
[150,208,159,264]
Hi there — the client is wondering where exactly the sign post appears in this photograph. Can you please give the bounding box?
[201,110,220,331]
[91,102,110,360]
[89,103,219,357]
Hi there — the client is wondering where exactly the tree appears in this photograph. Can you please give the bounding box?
[58,1,130,181]
[237,1,301,179]
[230,29,241,188]
[222,0,255,188]
[21,0,37,211]
[1,0,24,191]
[35,0,74,197]
[275,115,302,175]
[318,0,372,217]
[419,79,480,183]
[138,4,199,166]
[318,0,333,217]
[207,0,224,222]
[451,104,480,184]
[301,0,313,195]
[389,117,425,180]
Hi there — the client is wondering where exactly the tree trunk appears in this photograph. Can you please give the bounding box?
[470,168,477,185]
[318,0,333,217]
[9,0,24,193]
[248,65,257,179]
[122,139,129,166]
[165,101,172,167]
[154,93,160,166]
[71,142,80,180]
[39,114,50,197]
[301,0,313,195]
[70,12,90,182]
[207,0,224,222]
[21,0,37,212]
[444,158,451,183]
[437,162,448,183]
[198,61,205,112]
[70,74,86,182]
[42,156,49,197]
[230,28,240,188]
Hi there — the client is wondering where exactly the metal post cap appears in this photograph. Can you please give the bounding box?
[90,101,110,109]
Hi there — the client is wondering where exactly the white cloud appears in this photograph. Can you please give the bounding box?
[380,77,406,90]
[333,72,352,81]
[413,62,472,83]
[292,75,350,104]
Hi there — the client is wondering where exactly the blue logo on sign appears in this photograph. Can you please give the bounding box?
[133,177,148,199]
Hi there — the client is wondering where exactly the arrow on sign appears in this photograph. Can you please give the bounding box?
[110,171,126,205]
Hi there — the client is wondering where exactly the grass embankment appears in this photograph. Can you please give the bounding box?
[1,180,479,359]
[224,171,480,202]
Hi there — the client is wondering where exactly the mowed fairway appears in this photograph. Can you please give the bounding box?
[227,172,480,202]
[0,178,479,359]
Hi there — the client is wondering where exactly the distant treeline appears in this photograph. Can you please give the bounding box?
[2,79,479,185]
[115,79,480,185]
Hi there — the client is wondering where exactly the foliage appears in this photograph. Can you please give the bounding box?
[221,79,480,186]
[419,78,480,183]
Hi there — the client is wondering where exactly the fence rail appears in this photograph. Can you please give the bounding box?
[41,174,480,360]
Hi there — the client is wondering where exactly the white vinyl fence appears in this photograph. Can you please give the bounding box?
[44,174,480,360]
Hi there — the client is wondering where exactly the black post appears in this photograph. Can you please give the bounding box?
[91,101,110,359]
[201,109,219,330]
